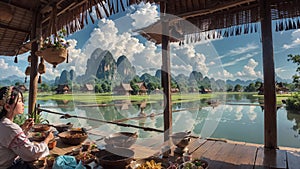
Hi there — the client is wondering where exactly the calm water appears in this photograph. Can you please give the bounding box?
[35,94,300,148]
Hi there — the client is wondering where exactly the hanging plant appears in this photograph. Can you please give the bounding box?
[36,29,70,68]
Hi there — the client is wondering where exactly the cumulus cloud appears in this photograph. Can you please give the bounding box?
[129,2,159,29]
[282,29,300,49]
[0,59,24,78]
[215,69,234,80]
[235,58,262,79]
[172,44,209,76]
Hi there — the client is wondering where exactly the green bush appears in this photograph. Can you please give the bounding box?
[286,93,300,111]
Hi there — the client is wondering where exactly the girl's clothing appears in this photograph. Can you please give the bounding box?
[0,117,49,169]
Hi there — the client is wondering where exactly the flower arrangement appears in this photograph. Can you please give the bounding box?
[41,29,70,50]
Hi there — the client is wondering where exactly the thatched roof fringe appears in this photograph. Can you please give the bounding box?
[183,23,259,45]
[275,17,300,31]
[41,0,132,39]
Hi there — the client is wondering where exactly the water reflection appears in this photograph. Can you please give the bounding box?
[38,94,300,148]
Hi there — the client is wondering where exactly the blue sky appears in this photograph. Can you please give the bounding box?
[0,2,299,82]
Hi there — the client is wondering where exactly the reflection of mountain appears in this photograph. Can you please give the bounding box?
[54,100,75,112]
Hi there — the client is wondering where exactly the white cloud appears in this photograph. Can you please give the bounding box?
[220,43,259,59]
[0,59,24,78]
[282,29,300,49]
[129,2,159,29]
[235,58,262,79]
[222,52,258,68]
[171,44,209,76]
[215,69,234,79]
[247,106,257,121]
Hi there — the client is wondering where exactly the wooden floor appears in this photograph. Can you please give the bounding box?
[186,138,300,169]
[37,128,300,169]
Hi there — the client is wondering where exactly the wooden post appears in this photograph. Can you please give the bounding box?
[28,7,41,115]
[260,0,277,149]
[160,1,172,142]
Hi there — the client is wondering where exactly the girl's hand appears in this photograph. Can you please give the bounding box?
[21,118,34,133]
[44,132,54,144]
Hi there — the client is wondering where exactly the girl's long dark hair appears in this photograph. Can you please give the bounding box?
[0,86,23,119]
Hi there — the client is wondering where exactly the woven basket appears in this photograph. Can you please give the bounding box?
[38,48,67,67]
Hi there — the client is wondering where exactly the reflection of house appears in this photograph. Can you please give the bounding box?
[113,83,133,95]
[114,100,132,110]
[257,83,289,95]
[135,82,148,95]
[81,84,94,92]
[56,84,70,94]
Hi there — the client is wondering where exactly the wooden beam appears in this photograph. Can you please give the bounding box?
[42,0,87,24]
[260,0,277,149]
[28,5,40,116]
[161,1,172,143]
[0,23,30,34]
[177,0,257,19]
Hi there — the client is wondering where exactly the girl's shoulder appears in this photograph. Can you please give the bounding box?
[0,118,22,135]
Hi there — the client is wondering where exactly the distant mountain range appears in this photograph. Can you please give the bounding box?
[0,49,292,87]
[0,75,54,87]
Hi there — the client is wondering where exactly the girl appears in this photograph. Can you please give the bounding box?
[0,86,54,169]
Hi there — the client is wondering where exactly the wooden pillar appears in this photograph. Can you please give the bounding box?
[28,8,41,115]
[160,1,172,142]
[260,0,277,149]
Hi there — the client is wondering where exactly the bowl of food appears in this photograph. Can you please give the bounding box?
[53,123,73,133]
[72,147,81,155]
[31,131,48,142]
[75,152,95,165]
[33,158,46,168]
[131,157,167,169]
[32,124,50,132]
[98,147,134,169]
[58,131,88,145]
[104,132,138,148]
[45,154,59,167]
[82,141,92,151]
[178,159,209,169]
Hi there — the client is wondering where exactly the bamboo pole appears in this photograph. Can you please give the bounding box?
[38,108,164,133]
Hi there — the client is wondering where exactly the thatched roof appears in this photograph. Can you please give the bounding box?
[0,0,136,57]
[137,0,300,44]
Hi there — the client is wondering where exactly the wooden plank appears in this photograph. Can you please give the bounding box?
[198,141,228,168]
[211,143,237,169]
[286,151,300,169]
[188,138,206,153]
[192,140,216,158]
[229,144,257,169]
[254,147,287,169]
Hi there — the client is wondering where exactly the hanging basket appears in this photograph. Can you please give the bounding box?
[36,48,67,67]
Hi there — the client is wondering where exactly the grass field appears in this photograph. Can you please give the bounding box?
[24,92,294,105]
